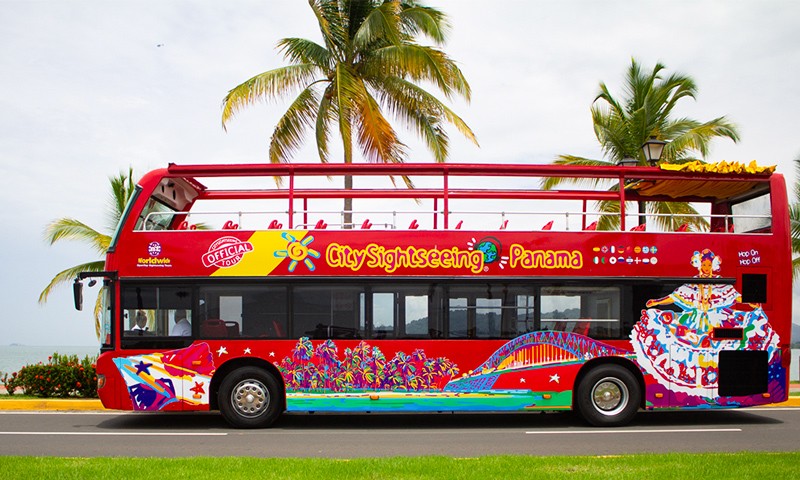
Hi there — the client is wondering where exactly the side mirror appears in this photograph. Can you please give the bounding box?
[73,279,83,311]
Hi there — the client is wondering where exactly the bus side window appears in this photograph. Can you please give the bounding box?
[120,285,193,347]
[198,285,288,339]
[540,286,621,340]
[292,286,365,339]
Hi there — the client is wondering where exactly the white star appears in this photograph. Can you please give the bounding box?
[519,378,526,384]
[216,346,228,357]
[243,348,251,354]
[269,352,275,357]
[549,374,560,383]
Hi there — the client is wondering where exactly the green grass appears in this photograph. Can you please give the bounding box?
[0,453,799,479]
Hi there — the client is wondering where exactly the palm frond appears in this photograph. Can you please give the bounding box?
[43,218,110,256]
[593,199,623,230]
[92,290,102,340]
[398,4,449,44]
[351,78,407,164]
[105,167,136,233]
[269,86,322,166]
[647,201,705,231]
[374,76,477,156]
[540,156,616,190]
[790,158,800,280]
[370,44,471,101]
[314,90,336,164]
[308,0,348,60]
[277,38,333,70]
[221,64,320,129]
[38,260,105,304]
[353,1,402,50]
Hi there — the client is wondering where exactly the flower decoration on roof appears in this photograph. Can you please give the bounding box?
[660,160,775,174]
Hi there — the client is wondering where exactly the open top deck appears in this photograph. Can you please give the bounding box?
[128,161,779,235]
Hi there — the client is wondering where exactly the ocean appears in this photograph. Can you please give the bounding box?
[0,345,798,381]
[0,345,100,375]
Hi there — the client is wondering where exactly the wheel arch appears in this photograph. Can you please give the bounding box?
[572,356,646,410]
[210,358,286,412]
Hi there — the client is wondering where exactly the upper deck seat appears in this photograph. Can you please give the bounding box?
[268,219,283,229]
[361,219,373,229]
[541,220,554,230]
[630,223,646,231]
[178,221,197,230]
[499,219,508,230]
[222,220,239,230]
[583,221,597,231]
[454,220,463,229]
[314,219,328,229]
[675,223,690,232]
[408,219,419,229]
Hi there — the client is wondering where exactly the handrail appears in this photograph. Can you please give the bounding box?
[140,209,772,233]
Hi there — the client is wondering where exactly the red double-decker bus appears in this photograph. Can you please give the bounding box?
[75,162,792,428]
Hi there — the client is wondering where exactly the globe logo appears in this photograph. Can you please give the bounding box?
[475,238,499,263]
[148,241,162,257]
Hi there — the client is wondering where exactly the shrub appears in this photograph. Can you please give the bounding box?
[1,352,98,398]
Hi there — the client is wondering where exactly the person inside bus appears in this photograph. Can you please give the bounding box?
[131,310,148,333]
[172,310,191,336]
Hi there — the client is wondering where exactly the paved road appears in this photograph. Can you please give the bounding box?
[1,408,799,457]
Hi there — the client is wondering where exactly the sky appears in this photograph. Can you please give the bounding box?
[1,0,799,346]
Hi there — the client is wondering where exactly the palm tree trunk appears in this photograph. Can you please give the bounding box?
[638,200,646,226]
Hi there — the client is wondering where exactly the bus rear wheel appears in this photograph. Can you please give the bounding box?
[219,367,282,428]
[576,364,640,427]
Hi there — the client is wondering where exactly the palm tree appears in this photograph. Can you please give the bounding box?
[38,168,137,339]
[789,157,800,280]
[221,0,478,226]
[543,59,740,230]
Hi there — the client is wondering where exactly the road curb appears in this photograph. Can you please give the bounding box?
[0,397,798,411]
[0,399,103,411]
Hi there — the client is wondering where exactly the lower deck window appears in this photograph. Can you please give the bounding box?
[118,281,626,343]
[540,286,621,339]
[121,285,193,347]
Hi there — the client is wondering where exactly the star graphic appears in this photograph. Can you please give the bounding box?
[549,374,560,383]
[216,346,228,357]
[519,378,526,384]
[190,382,205,396]
[243,348,252,354]
[135,360,152,375]
[269,352,275,357]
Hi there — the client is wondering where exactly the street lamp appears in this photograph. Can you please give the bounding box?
[634,136,668,226]
[641,136,667,166]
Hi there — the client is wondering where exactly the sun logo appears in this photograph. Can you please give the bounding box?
[274,232,320,272]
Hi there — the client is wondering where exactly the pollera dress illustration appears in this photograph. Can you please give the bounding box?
[630,249,780,400]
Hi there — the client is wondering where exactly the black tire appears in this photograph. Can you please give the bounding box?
[575,364,640,427]
[218,367,282,428]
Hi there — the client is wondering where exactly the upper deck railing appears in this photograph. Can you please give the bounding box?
[131,162,778,234]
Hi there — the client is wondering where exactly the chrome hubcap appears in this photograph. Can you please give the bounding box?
[231,379,269,418]
[592,377,628,416]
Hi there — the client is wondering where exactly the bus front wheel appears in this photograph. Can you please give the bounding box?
[576,364,640,427]
[218,367,282,428]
